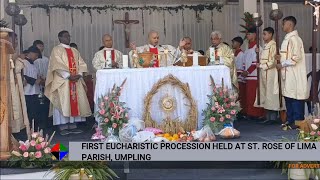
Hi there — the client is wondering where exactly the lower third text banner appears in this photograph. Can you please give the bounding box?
[68,142,320,161]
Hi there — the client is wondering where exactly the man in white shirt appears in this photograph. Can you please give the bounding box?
[45,30,92,135]
[33,40,50,129]
[23,46,42,129]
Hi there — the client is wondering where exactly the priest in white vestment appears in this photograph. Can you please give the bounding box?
[174,37,200,64]
[45,30,92,135]
[92,34,123,70]
[129,30,183,67]
[8,32,28,133]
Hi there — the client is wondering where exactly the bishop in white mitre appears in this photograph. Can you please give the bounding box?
[129,30,183,67]
[92,34,123,70]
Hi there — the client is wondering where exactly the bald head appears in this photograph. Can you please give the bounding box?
[102,34,113,48]
[148,30,159,46]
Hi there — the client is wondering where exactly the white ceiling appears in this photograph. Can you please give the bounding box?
[17,0,225,5]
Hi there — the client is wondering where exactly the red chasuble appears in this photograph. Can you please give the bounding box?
[65,48,80,116]
[149,47,159,67]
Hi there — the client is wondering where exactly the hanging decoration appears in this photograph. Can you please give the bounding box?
[211,10,214,31]
[30,11,33,32]
[112,14,114,31]
[195,11,203,23]
[71,9,74,26]
[141,10,145,35]
[182,10,185,35]
[163,11,166,37]
[30,4,224,14]
[46,9,51,32]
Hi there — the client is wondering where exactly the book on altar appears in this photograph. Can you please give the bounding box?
[175,55,208,67]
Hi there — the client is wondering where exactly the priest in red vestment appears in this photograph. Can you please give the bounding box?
[45,30,92,135]
[129,30,184,67]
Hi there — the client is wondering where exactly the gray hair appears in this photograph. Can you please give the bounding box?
[210,31,222,39]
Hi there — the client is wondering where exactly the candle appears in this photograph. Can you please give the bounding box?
[272,3,278,10]
[122,55,129,68]
[19,10,23,15]
[193,52,199,66]
[9,0,16,3]
[253,13,259,18]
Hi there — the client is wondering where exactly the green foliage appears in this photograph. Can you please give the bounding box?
[239,12,255,33]
[30,3,224,15]
[48,160,118,180]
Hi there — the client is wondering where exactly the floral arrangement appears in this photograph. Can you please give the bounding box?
[299,118,320,142]
[202,76,241,134]
[96,79,130,136]
[240,12,255,34]
[8,130,56,168]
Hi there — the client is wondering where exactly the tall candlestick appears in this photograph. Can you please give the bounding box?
[9,0,16,3]
[122,55,129,68]
[253,13,259,18]
[193,52,199,66]
[272,3,278,10]
[19,10,23,15]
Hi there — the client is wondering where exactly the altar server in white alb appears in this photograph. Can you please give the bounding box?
[45,30,92,136]
[254,27,280,124]
[275,16,308,129]
[92,34,123,70]
[129,30,184,67]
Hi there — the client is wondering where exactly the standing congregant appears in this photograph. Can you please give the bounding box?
[45,30,92,135]
[241,28,264,119]
[254,27,280,124]
[33,40,49,129]
[92,34,123,70]
[276,16,308,129]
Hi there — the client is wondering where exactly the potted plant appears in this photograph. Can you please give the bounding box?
[202,76,241,135]
[47,160,118,180]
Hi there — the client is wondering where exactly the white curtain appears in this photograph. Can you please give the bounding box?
[16,3,319,73]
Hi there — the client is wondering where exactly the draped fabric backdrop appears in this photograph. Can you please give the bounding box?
[17,2,319,73]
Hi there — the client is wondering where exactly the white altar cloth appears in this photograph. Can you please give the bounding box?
[94,66,232,129]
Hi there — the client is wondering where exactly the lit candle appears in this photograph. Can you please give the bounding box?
[122,55,129,68]
[272,3,278,10]
[192,52,199,66]
[9,0,16,3]
[253,13,259,18]
[19,10,23,15]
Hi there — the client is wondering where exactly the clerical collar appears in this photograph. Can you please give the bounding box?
[148,44,158,48]
[25,57,34,64]
[59,43,71,49]
[103,47,114,51]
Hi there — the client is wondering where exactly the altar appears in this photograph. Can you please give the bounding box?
[94,66,232,129]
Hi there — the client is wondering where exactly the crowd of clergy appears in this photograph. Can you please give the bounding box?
[8,15,318,136]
